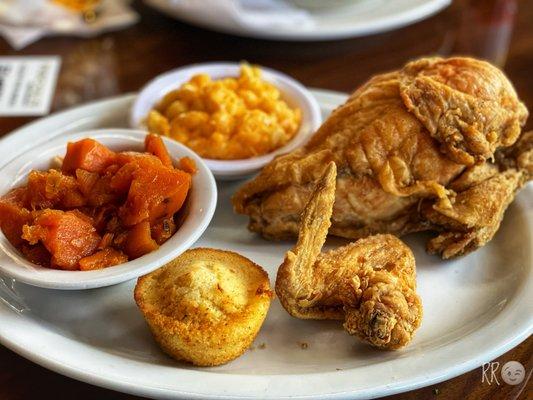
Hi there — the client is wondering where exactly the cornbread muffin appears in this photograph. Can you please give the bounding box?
[134,248,272,366]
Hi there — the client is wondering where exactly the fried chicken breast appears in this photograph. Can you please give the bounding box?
[233,57,531,258]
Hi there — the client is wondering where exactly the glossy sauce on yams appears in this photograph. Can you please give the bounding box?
[0,134,195,271]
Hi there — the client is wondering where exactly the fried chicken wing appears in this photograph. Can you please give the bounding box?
[233,57,530,258]
[276,162,422,349]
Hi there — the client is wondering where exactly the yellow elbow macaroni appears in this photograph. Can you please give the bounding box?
[146,65,301,160]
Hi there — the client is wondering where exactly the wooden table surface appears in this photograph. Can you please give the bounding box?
[0,0,531,399]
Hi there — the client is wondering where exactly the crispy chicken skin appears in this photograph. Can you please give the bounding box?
[233,57,531,258]
[276,163,422,349]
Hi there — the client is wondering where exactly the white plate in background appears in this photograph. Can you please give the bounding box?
[0,90,531,399]
[144,0,451,41]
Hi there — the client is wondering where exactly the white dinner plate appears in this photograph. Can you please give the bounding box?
[144,0,451,41]
[0,90,531,399]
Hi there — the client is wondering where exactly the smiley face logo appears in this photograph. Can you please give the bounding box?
[501,361,526,385]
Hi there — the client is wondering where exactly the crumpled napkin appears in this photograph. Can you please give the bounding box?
[145,0,315,31]
[0,0,139,50]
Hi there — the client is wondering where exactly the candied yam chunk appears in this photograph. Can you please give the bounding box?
[145,133,173,167]
[75,169,119,207]
[69,208,96,225]
[110,155,165,195]
[77,204,116,233]
[113,230,128,248]
[123,221,159,259]
[0,188,32,247]
[88,175,118,207]
[75,169,99,196]
[146,168,190,224]
[97,232,114,250]
[62,138,116,174]
[151,218,177,245]
[2,134,190,270]
[178,156,197,174]
[104,164,120,175]
[1,186,28,206]
[27,169,85,209]
[119,164,191,226]
[21,244,51,267]
[22,210,101,270]
[79,248,128,271]
[114,151,162,167]
[109,161,138,194]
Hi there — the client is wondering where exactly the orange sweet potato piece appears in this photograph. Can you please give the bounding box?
[62,138,116,174]
[147,169,190,223]
[79,247,128,271]
[123,220,159,259]
[109,162,137,194]
[105,213,122,234]
[114,151,162,167]
[69,208,96,225]
[0,188,32,247]
[21,244,51,267]
[0,134,191,270]
[119,163,191,226]
[178,156,197,174]
[76,205,115,233]
[26,170,86,209]
[113,230,128,248]
[151,218,177,245]
[97,232,114,250]
[110,154,164,194]
[22,210,101,270]
[104,164,120,175]
[145,134,173,167]
[75,169,118,207]
[88,175,118,207]
[75,169,99,196]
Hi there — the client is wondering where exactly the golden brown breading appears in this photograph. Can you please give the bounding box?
[276,163,422,349]
[135,248,272,366]
[233,57,530,258]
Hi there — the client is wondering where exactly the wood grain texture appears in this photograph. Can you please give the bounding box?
[0,0,531,399]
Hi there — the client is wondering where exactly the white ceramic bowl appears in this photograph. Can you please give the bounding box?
[287,0,362,9]
[0,129,217,290]
[130,62,322,179]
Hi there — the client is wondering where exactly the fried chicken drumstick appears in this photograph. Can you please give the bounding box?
[276,162,422,349]
[234,57,531,259]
